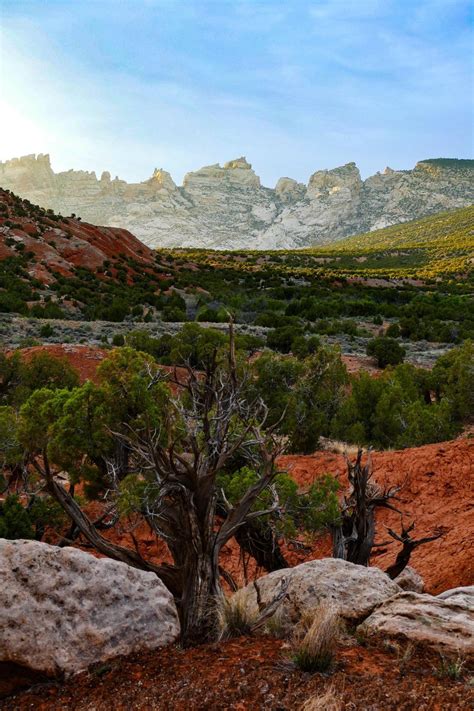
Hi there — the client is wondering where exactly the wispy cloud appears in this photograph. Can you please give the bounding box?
[0,0,472,185]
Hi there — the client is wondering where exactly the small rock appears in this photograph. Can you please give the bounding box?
[394,566,424,593]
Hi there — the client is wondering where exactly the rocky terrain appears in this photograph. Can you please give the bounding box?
[0,316,455,368]
[1,343,472,709]
[1,154,473,250]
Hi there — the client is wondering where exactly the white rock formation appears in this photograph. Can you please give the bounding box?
[232,558,401,625]
[0,538,179,676]
[1,154,472,250]
[358,587,474,654]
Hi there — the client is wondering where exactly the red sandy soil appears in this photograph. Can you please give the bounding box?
[17,344,109,383]
[2,637,472,710]
[16,344,195,392]
[341,354,382,375]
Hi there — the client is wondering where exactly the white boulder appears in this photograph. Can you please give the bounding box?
[394,566,424,593]
[232,558,401,627]
[0,538,179,676]
[358,588,474,654]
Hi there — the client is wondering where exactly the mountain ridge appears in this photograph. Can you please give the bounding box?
[1,153,473,251]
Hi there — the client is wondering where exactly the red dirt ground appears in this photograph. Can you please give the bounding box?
[341,354,382,375]
[90,437,474,595]
[17,344,109,383]
[2,637,472,710]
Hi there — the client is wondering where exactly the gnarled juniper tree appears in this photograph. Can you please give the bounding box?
[17,326,288,644]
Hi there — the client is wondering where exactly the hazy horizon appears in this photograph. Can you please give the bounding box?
[1,0,472,185]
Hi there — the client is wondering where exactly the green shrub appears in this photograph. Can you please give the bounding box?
[39,323,54,338]
[366,337,406,368]
[0,495,34,539]
[112,333,125,346]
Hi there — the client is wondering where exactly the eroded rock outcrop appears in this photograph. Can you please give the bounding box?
[232,558,401,626]
[1,154,472,249]
[358,587,474,654]
[0,539,179,676]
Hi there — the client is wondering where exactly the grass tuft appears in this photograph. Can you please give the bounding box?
[299,684,342,710]
[290,601,341,673]
[216,593,257,640]
[435,653,466,681]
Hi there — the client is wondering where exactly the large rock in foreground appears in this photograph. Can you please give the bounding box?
[0,539,179,676]
[233,558,401,625]
[358,588,474,654]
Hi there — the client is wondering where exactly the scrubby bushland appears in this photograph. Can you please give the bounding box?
[331,343,473,449]
[114,332,472,451]
[0,350,79,406]
[251,346,349,454]
[2,188,473,344]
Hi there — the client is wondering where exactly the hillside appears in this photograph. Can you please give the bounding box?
[166,204,474,282]
[1,153,473,250]
[0,188,172,321]
[332,204,474,252]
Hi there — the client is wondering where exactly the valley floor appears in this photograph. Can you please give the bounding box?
[0,314,454,368]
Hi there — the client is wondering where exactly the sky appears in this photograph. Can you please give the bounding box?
[0,0,472,187]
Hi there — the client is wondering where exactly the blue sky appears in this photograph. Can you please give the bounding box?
[0,0,472,186]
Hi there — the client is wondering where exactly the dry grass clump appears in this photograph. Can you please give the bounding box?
[216,593,257,640]
[263,605,289,639]
[299,685,342,711]
[290,601,341,673]
[319,437,360,456]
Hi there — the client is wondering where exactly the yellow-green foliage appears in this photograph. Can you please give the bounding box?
[158,206,474,282]
[322,205,474,279]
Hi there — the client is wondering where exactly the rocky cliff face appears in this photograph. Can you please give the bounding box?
[1,154,472,249]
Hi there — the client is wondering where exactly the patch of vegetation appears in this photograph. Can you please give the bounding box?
[290,602,341,673]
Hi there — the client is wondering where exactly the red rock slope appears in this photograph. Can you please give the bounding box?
[0,188,157,285]
[280,439,474,593]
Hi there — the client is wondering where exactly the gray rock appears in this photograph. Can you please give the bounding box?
[394,566,424,593]
[438,586,474,605]
[0,538,179,676]
[358,589,474,654]
[232,558,401,628]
